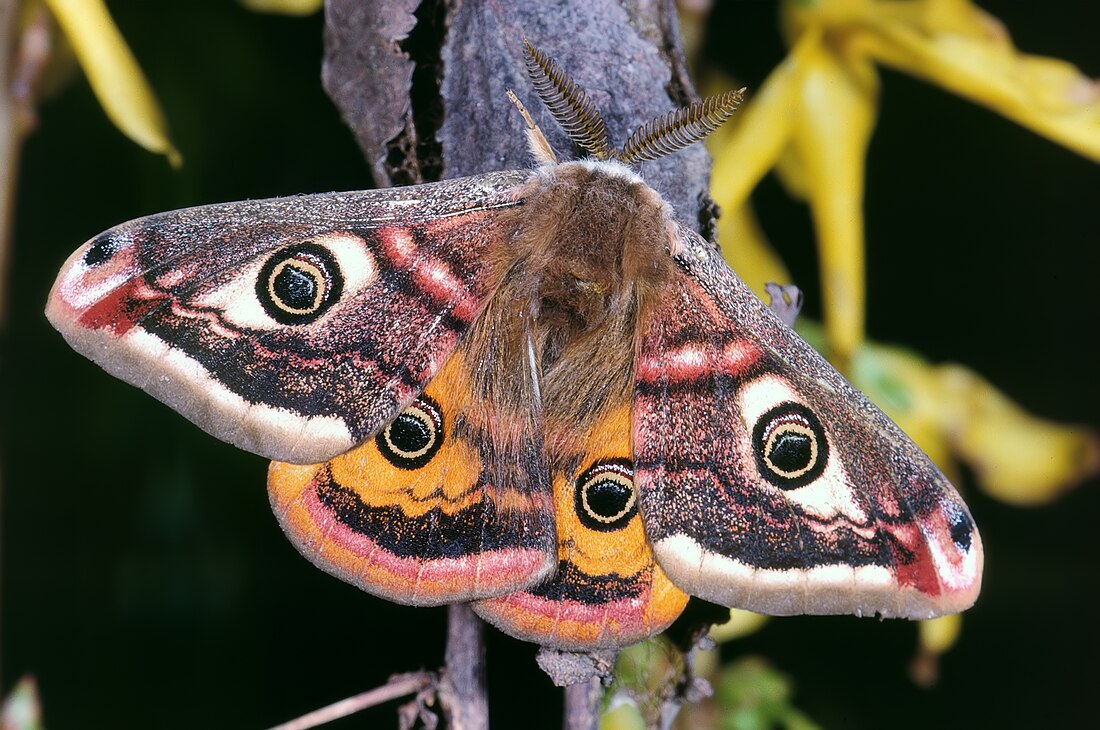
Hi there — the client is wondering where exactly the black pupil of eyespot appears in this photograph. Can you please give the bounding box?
[83,238,118,267]
[389,413,431,453]
[257,243,343,326]
[586,479,631,519]
[274,264,318,309]
[770,431,812,473]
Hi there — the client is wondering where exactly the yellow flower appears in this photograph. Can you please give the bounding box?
[710,0,1099,364]
[43,0,179,165]
[709,608,771,643]
[705,5,1100,650]
[238,0,323,15]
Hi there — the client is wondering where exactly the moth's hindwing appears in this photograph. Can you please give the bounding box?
[633,230,982,619]
[268,344,557,605]
[45,171,530,464]
[474,402,689,650]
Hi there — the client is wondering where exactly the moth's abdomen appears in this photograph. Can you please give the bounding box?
[475,404,689,650]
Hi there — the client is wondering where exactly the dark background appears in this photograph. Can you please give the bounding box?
[2,1,1097,727]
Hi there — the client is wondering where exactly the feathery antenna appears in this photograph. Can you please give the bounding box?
[617,89,746,164]
[518,40,745,164]
[522,39,615,161]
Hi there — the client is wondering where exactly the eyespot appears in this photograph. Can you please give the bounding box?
[575,459,636,532]
[83,236,120,267]
[944,500,974,551]
[256,242,344,325]
[376,395,444,470]
[753,402,829,490]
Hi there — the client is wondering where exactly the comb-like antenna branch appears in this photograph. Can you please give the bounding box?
[617,88,746,164]
[522,38,615,161]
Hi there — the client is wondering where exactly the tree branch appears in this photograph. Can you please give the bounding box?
[265,672,434,730]
[563,678,602,730]
[319,3,717,727]
[438,604,489,730]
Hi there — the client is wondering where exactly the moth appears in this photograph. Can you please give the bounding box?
[46,42,982,650]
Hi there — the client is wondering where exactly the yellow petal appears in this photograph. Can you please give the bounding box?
[771,139,810,201]
[918,614,962,655]
[792,47,879,364]
[238,0,323,15]
[917,0,1009,41]
[856,14,1100,161]
[44,0,180,166]
[935,364,1100,505]
[909,613,962,687]
[708,32,821,213]
[782,0,1003,44]
[715,201,794,299]
[709,608,770,643]
[780,0,878,42]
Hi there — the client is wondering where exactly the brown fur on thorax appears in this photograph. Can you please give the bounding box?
[466,161,679,459]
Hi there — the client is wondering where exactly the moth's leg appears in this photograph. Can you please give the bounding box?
[764,283,804,327]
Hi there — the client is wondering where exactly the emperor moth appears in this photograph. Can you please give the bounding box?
[46,42,981,650]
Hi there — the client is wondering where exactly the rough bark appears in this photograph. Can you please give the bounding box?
[320,2,720,727]
[322,0,717,234]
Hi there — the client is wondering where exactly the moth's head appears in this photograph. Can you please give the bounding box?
[512,38,745,167]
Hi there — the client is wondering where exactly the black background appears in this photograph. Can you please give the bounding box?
[2,1,1097,727]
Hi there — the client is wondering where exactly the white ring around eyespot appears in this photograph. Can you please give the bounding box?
[191,232,378,331]
[736,375,870,525]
